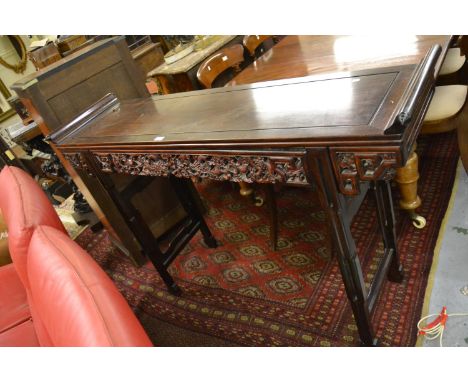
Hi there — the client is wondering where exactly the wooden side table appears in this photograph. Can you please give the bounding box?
[147,36,242,94]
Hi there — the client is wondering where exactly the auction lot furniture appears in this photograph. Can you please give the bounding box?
[11,36,185,265]
[48,44,443,345]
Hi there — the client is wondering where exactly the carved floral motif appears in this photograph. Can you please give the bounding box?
[64,153,90,173]
[92,153,308,185]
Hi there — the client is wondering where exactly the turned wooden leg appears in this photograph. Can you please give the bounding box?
[394,145,426,229]
[239,181,254,196]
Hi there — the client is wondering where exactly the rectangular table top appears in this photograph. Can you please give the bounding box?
[51,65,415,147]
[50,59,436,154]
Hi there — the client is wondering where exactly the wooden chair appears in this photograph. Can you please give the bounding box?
[436,46,466,86]
[243,35,276,58]
[439,47,466,76]
[196,44,245,89]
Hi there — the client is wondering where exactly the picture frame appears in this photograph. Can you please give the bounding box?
[0,77,16,123]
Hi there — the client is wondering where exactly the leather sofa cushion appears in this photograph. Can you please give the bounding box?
[27,226,152,346]
[0,318,39,347]
[0,166,66,290]
[0,263,30,333]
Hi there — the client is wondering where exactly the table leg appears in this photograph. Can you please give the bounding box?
[309,151,376,346]
[83,161,181,295]
[457,106,468,174]
[373,180,404,283]
[395,146,427,229]
[169,176,218,248]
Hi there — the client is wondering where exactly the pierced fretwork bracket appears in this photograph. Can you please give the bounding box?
[332,151,399,195]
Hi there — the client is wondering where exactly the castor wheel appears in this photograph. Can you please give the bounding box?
[203,236,218,248]
[253,193,264,207]
[409,211,426,229]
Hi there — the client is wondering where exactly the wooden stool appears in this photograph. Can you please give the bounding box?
[395,84,468,228]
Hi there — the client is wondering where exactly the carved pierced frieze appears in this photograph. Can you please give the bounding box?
[93,152,308,185]
[64,153,91,174]
[333,152,398,195]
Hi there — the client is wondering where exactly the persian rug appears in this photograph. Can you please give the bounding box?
[77,132,459,346]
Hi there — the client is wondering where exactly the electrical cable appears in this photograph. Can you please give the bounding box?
[417,306,468,347]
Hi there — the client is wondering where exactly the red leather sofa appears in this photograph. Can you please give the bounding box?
[0,166,152,346]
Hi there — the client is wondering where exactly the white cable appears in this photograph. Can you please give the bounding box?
[418,311,468,347]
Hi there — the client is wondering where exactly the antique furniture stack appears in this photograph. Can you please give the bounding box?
[147,35,244,94]
[11,36,186,265]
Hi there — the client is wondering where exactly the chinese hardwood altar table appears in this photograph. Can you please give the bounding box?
[48,45,442,346]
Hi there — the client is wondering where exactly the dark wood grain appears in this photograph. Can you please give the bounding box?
[229,35,452,86]
[55,67,418,153]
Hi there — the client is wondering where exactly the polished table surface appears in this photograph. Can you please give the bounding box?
[49,37,446,346]
[56,69,415,150]
[229,35,452,85]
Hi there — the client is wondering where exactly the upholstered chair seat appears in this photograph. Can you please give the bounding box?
[439,47,466,76]
[422,85,467,134]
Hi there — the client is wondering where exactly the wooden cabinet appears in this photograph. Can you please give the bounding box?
[11,36,185,265]
[131,41,165,77]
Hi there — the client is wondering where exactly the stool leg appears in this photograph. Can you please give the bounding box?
[394,146,426,229]
[169,176,218,248]
[265,184,278,251]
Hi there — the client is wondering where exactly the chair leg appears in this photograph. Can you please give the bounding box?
[264,184,278,251]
